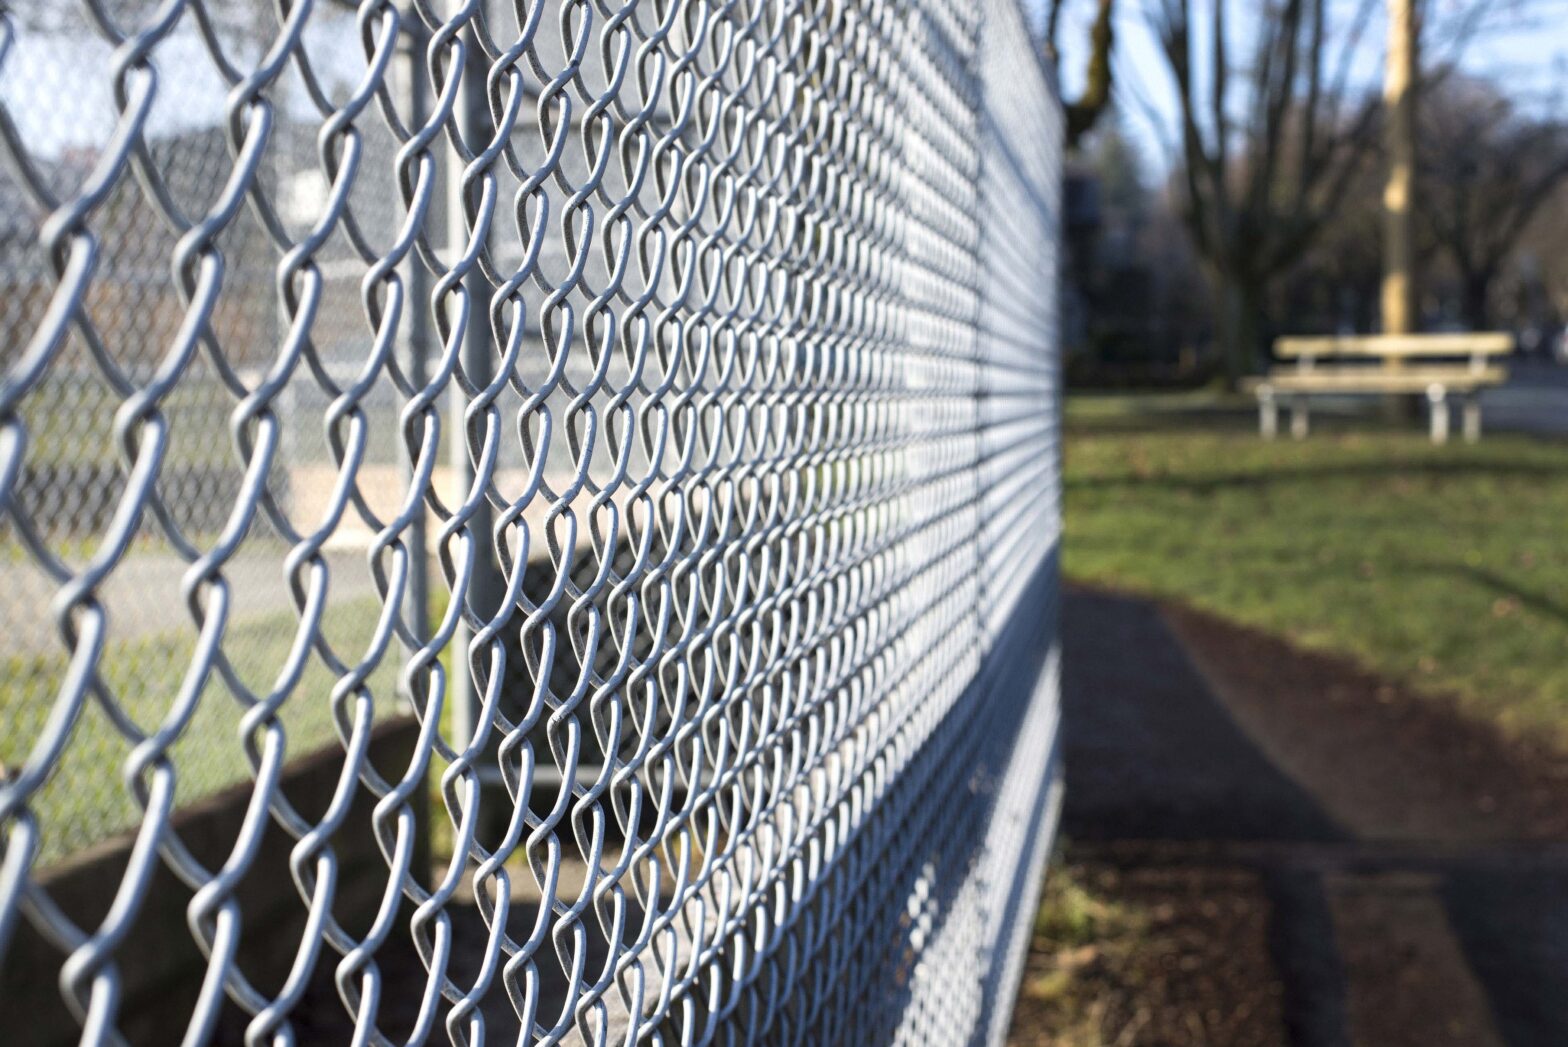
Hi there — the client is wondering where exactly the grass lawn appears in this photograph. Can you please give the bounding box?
[1064,396,1568,748]
[3,596,404,868]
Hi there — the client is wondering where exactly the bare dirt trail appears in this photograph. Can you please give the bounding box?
[1011,585,1568,1047]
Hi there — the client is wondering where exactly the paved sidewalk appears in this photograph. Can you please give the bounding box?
[1482,359,1568,436]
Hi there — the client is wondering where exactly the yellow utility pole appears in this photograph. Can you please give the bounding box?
[1382,0,1418,336]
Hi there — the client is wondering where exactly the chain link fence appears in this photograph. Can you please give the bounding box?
[0,0,1063,1042]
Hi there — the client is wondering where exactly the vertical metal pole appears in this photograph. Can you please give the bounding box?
[396,12,434,890]
[449,26,504,754]
[399,17,431,657]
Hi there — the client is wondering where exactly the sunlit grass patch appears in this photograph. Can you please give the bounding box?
[1064,404,1568,746]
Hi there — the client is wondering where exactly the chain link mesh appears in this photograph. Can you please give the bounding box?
[0,0,1063,1042]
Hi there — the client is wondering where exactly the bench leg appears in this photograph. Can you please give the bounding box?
[1290,396,1310,440]
[1259,388,1278,439]
[1427,385,1450,445]
[1463,393,1481,444]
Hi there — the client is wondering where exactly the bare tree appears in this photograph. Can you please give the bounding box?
[1045,0,1117,149]
[1148,0,1384,384]
[1519,180,1568,325]
[1417,74,1568,329]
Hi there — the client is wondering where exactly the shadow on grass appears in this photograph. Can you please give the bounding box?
[1419,562,1568,630]
[1064,410,1259,437]
[1064,458,1565,496]
[1064,394,1496,440]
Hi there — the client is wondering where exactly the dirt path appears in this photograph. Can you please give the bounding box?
[1165,600,1568,845]
[1010,586,1568,1047]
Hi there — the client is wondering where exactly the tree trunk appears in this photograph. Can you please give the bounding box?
[1213,275,1265,390]
[1461,271,1492,331]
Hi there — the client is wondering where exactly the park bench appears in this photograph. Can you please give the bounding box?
[1250,332,1513,444]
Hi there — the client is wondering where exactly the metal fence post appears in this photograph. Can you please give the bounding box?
[394,7,433,672]
[397,6,433,889]
[448,23,505,763]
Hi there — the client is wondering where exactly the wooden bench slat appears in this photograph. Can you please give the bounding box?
[1254,366,1507,393]
[1274,333,1513,358]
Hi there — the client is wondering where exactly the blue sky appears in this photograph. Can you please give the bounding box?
[1047,0,1568,180]
[4,1,1562,176]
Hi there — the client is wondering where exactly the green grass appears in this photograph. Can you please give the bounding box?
[1064,396,1568,746]
[3,597,403,868]
[20,376,242,469]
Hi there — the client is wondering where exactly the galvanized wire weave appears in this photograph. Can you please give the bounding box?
[0,0,1063,1042]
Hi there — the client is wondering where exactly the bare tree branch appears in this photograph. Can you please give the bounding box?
[1147,0,1387,382]
[1417,73,1568,324]
[1065,0,1118,148]
[1045,0,1068,62]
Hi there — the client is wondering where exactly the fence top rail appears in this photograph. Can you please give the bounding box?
[1274,333,1515,358]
